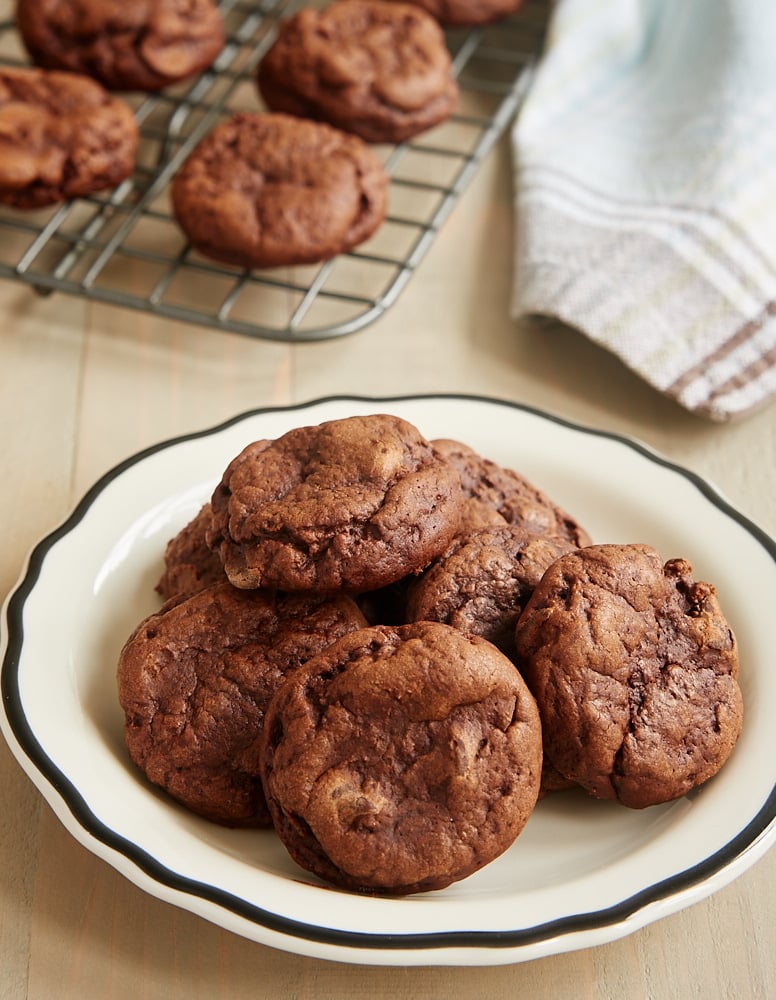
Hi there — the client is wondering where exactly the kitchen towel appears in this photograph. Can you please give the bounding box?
[511,0,776,420]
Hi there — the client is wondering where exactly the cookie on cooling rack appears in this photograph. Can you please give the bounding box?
[117,582,368,827]
[16,0,225,92]
[432,438,592,547]
[515,543,744,809]
[207,413,464,592]
[261,621,543,894]
[0,66,137,208]
[171,113,389,269]
[257,0,458,144]
[386,0,525,26]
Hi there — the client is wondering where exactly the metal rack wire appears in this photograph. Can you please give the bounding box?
[0,0,548,342]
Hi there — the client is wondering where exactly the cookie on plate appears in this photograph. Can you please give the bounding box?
[0,66,137,208]
[261,621,542,894]
[515,544,743,808]
[257,0,458,144]
[432,438,592,546]
[208,414,464,592]
[16,0,225,92]
[155,502,226,602]
[117,582,368,827]
[171,112,389,269]
[387,0,525,26]
[405,524,576,658]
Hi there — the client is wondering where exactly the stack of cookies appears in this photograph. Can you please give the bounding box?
[117,412,744,896]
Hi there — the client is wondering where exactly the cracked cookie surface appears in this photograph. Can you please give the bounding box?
[432,438,592,546]
[117,583,367,827]
[406,523,576,658]
[16,0,225,91]
[171,112,389,268]
[261,620,542,894]
[0,66,137,207]
[207,413,464,593]
[257,0,458,143]
[515,543,743,808]
[155,502,226,602]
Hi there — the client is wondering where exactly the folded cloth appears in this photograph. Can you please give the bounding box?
[511,0,776,420]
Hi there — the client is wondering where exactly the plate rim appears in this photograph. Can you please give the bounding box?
[2,392,775,960]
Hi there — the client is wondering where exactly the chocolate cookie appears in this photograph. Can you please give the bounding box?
[432,438,592,547]
[261,621,542,894]
[171,112,389,269]
[0,66,137,208]
[405,524,576,658]
[16,0,225,92]
[515,544,743,809]
[388,0,525,26]
[257,0,458,144]
[208,414,464,593]
[117,583,368,827]
[155,502,226,602]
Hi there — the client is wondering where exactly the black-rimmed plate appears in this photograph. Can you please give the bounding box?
[2,395,774,965]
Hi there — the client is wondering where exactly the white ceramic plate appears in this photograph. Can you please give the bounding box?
[2,395,775,966]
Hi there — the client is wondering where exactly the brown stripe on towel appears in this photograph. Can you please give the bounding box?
[705,341,776,409]
[667,300,776,399]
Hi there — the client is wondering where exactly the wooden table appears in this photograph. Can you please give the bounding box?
[1,131,774,998]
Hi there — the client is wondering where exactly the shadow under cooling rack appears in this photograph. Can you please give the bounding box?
[0,0,548,342]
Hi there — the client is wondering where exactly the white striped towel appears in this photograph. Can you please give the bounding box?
[511,0,776,421]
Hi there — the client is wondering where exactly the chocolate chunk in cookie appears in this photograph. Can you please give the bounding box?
[432,438,592,547]
[117,583,368,827]
[208,414,464,593]
[406,524,576,658]
[261,621,542,894]
[515,544,743,808]
[171,112,389,269]
[16,0,225,92]
[258,0,458,144]
[0,66,137,208]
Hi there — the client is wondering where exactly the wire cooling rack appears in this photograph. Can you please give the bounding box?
[0,0,548,342]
